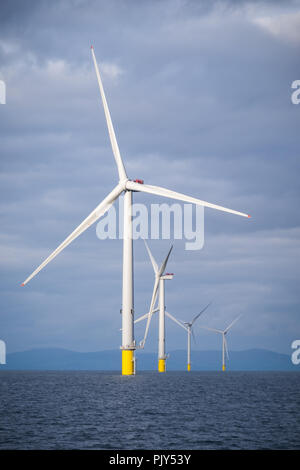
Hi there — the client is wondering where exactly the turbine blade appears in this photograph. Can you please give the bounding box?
[134,308,159,324]
[165,311,188,331]
[21,183,123,286]
[144,240,158,274]
[158,245,173,277]
[199,325,223,334]
[140,277,160,347]
[191,301,212,326]
[224,314,243,333]
[91,46,127,181]
[191,327,197,345]
[224,337,229,359]
[126,181,250,218]
[134,313,149,324]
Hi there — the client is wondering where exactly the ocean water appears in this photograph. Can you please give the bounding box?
[0,371,299,450]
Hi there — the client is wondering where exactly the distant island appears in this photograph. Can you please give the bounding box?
[0,348,298,371]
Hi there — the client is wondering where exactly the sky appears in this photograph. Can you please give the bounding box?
[0,0,299,358]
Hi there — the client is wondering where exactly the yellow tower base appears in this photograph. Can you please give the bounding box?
[122,349,134,375]
[222,364,226,371]
[158,358,166,373]
[187,363,191,371]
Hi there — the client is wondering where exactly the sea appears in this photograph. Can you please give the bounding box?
[0,371,299,450]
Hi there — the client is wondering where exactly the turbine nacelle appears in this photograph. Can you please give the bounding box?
[161,273,174,280]
[127,179,144,192]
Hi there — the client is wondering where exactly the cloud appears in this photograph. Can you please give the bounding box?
[0,0,299,356]
[100,62,124,81]
[253,11,300,44]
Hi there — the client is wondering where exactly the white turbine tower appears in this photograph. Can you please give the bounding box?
[21,46,250,376]
[200,314,242,371]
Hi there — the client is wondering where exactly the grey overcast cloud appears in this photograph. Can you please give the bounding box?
[0,0,299,356]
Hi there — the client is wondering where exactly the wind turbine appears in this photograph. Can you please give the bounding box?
[200,314,242,371]
[138,241,174,372]
[180,302,211,371]
[21,46,250,376]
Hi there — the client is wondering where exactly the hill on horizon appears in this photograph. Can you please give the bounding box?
[0,347,298,371]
